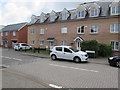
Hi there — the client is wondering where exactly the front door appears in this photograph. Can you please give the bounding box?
[76,40,81,51]
[4,41,8,48]
[49,41,54,49]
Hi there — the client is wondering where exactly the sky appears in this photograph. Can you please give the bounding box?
[0,0,108,26]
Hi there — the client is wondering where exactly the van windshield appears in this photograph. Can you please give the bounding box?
[21,44,29,46]
[69,47,79,52]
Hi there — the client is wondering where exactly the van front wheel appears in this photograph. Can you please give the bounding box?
[74,57,81,63]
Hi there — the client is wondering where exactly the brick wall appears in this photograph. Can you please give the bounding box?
[28,17,119,49]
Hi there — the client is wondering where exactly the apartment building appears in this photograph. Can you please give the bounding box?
[1,22,28,48]
[28,1,120,52]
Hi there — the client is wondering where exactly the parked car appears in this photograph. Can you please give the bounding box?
[108,56,120,67]
[50,46,88,63]
[14,43,32,51]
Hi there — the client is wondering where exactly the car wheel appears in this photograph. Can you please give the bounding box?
[116,61,120,67]
[51,55,57,60]
[19,48,22,51]
[74,57,81,63]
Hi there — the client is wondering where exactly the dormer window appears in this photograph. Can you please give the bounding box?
[78,10,85,18]
[62,13,67,20]
[110,2,120,15]
[39,12,47,23]
[76,5,86,19]
[111,6,120,15]
[61,8,70,20]
[50,10,58,22]
[89,3,100,17]
[91,9,98,17]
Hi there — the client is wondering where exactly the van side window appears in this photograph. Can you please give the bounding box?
[56,47,62,51]
[64,48,72,53]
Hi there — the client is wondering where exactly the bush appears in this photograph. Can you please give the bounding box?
[81,40,99,57]
[81,40,112,57]
[98,43,112,57]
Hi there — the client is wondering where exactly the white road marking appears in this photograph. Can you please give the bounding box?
[49,64,99,73]
[49,84,62,88]
[1,56,22,61]
[0,65,9,68]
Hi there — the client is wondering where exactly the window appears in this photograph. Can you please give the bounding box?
[90,25,98,34]
[62,13,67,20]
[1,32,3,36]
[64,48,72,53]
[61,27,67,34]
[77,26,84,34]
[50,15,55,22]
[5,32,8,36]
[61,40,67,45]
[31,40,34,45]
[56,47,62,51]
[13,31,16,36]
[78,10,85,18]
[31,29,35,34]
[40,41,44,46]
[90,9,98,17]
[110,23,120,33]
[111,6,120,15]
[111,41,119,51]
[40,28,45,34]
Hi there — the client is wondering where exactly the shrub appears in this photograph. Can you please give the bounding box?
[98,43,112,57]
[81,40,99,57]
[81,40,112,57]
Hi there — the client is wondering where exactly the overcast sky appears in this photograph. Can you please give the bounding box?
[0,0,101,25]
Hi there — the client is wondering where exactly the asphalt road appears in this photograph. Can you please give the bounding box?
[1,48,40,67]
[1,47,119,88]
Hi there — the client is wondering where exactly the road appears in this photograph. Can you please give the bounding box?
[1,47,119,88]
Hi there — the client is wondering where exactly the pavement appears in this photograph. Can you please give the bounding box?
[21,52,50,58]
[21,52,109,65]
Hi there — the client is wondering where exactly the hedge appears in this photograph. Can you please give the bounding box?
[81,40,112,57]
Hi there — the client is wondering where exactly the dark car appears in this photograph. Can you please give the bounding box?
[108,56,120,67]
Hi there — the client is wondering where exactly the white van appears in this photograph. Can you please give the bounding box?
[50,46,88,63]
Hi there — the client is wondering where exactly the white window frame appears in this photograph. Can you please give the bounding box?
[90,9,98,17]
[62,13,67,20]
[61,40,67,45]
[31,40,34,45]
[111,6,120,15]
[78,10,85,18]
[110,23,120,33]
[13,31,16,36]
[40,41,44,46]
[61,27,67,34]
[90,25,98,34]
[77,26,85,34]
[5,32,8,36]
[1,32,3,36]
[111,41,119,51]
[40,28,45,34]
[31,29,35,35]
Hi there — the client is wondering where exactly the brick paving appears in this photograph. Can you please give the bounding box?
[4,57,118,88]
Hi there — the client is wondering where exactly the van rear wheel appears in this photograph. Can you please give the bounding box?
[74,57,81,63]
[51,55,57,60]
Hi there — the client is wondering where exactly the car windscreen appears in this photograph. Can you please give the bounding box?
[15,44,19,46]
[21,44,29,46]
[69,47,79,52]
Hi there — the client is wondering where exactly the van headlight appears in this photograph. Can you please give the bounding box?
[109,57,113,60]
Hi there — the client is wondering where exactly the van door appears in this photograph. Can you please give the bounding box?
[63,48,74,60]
